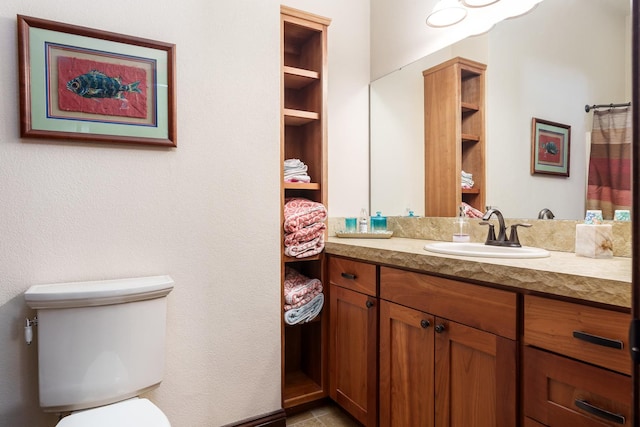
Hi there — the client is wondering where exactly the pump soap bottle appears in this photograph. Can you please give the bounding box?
[453,206,470,242]
[359,208,369,233]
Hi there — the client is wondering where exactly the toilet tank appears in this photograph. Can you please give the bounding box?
[25,275,174,412]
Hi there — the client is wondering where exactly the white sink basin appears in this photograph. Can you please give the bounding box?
[424,242,550,259]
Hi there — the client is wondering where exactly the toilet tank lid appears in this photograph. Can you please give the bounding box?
[56,398,170,427]
[25,275,174,309]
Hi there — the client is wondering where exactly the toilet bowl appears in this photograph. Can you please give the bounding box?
[25,275,174,426]
[55,398,169,427]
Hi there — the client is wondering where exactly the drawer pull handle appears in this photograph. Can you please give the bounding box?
[341,272,357,280]
[572,330,624,350]
[575,399,625,424]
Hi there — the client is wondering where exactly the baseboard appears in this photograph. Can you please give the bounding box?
[221,408,287,427]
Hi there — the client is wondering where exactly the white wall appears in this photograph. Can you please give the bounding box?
[370,0,545,80]
[485,0,628,219]
[288,1,371,217]
[0,1,369,426]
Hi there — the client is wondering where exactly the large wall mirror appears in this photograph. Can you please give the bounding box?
[370,0,631,219]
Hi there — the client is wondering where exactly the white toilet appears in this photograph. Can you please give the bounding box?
[24,275,174,427]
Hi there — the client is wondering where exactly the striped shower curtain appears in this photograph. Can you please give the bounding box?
[586,107,632,219]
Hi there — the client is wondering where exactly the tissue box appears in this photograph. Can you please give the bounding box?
[575,224,613,258]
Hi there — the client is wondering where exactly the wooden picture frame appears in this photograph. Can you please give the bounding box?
[18,15,177,147]
[531,118,571,176]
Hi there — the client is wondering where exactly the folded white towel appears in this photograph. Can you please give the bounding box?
[461,170,474,188]
[284,293,325,325]
[284,175,311,183]
[284,158,310,182]
[284,158,304,168]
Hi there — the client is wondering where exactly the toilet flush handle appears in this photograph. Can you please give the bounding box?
[24,317,37,345]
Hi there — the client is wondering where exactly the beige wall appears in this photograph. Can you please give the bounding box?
[0,0,369,425]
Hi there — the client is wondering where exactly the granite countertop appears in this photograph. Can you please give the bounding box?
[325,237,632,309]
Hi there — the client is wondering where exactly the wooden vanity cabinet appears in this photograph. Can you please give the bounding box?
[328,256,378,426]
[523,295,632,426]
[379,267,517,427]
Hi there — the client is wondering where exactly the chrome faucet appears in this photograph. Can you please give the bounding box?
[480,208,531,247]
[537,208,555,219]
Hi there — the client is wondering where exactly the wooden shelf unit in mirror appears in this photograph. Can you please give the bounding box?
[280,5,330,411]
[423,57,486,216]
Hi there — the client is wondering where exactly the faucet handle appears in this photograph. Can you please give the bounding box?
[508,223,531,247]
[479,221,496,243]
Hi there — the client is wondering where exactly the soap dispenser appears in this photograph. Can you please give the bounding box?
[359,208,369,233]
[453,206,470,242]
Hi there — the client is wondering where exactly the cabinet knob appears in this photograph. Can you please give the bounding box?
[435,323,446,333]
[420,319,431,329]
[366,300,374,308]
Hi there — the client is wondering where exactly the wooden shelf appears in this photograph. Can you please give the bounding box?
[283,370,324,408]
[461,102,479,113]
[424,57,486,216]
[284,66,319,89]
[461,133,480,143]
[284,108,319,126]
[283,254,322,263]
[281,6,330,411]
[283,182,321,190]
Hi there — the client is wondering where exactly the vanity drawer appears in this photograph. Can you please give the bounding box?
[380,266,516,339]
[523,295,631,375]
[523,346,631,426]
[329,257,377,297]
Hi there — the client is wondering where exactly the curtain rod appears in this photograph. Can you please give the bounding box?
[585,102,631,112]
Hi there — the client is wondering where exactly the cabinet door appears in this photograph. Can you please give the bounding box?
[379,300,435,427]
[524,295,631,375]
[329,284,377,426]
[523,346,631,426]
[434,319,517,427]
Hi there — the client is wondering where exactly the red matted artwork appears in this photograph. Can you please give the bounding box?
[57,55,148,120]
[531,118,571,177]
[18,15,176,147]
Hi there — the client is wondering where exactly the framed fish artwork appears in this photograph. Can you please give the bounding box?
[530,117,571,177]
[17,15,177,147]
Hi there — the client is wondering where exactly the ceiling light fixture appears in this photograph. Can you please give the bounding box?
[462,0,501,7]
[426,0,468,28]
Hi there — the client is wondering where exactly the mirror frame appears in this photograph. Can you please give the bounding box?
[632,1,639,423]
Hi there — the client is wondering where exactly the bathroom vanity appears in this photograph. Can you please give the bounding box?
[325,236,632,426]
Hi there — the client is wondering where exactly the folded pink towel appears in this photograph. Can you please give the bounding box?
[284,234,325,259]
[283,198,327,233]
[461,202,484,218]
[284,267,323,310]
[284,222,326,247]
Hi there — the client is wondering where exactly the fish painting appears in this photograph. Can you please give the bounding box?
[66,70,141,100]
[541,141,559,155]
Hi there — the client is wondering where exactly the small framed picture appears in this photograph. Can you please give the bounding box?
[531,118,571,176]
[18,15,176,147]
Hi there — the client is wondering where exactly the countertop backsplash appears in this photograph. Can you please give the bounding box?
[327,216,632,258]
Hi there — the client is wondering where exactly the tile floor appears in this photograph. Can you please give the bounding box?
[286,403,362,426]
